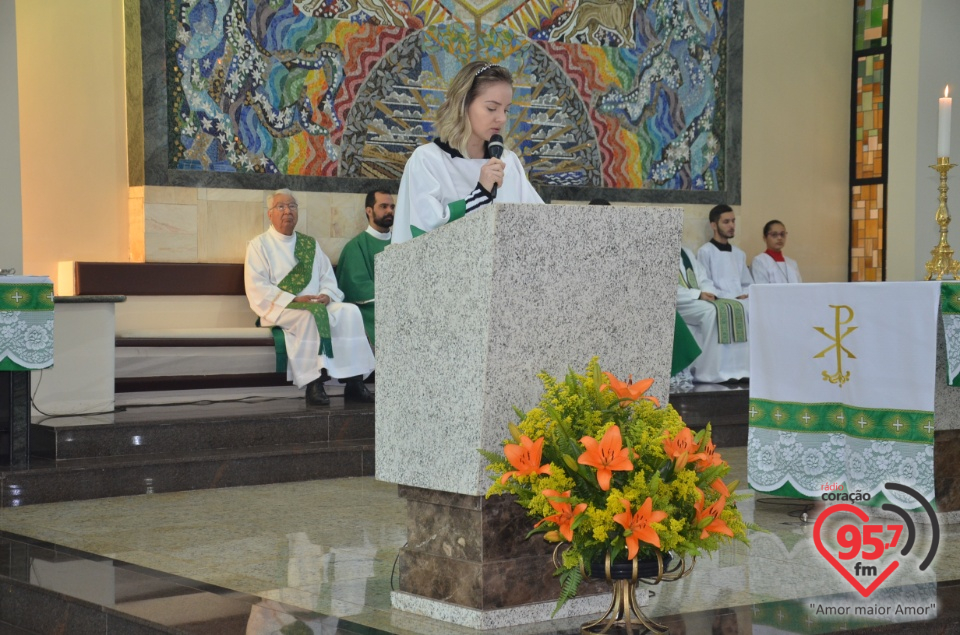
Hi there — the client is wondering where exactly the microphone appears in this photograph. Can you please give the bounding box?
[488,134,504,198]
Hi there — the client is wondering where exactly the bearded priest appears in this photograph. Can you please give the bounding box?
[245,189,376,406]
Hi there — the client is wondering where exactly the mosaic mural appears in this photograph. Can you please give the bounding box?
[165,0,731,192]
[849,0,891,282]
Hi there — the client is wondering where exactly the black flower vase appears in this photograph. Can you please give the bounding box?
[580,551,694,635]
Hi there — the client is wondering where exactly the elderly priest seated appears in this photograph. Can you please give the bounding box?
[244,189,376,406]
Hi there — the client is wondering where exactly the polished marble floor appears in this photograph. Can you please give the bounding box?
[2,443,959,634]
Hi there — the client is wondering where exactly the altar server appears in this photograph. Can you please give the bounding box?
[392,60,543,244]
[336,190,394,347]
[698,204,754,299]
[245,190,375,406]
[677,248,750,383]
[751,220,802,284]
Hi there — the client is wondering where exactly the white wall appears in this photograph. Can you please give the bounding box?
[735,0,852,283]
[887,0,960,281]
[886,0,921,281]
[16,0,130,281]
[0,0,23,273]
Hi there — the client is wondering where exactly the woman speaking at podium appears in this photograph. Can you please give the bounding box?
[391,61,543,244]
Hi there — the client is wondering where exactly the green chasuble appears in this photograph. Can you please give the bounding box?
[336,230,390,346]
[672,312,702,376]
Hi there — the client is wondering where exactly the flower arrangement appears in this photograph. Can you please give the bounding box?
[481,359,750,612]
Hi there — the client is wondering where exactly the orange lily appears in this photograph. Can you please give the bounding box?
[601,372,660,407]
[613,497,668,559]
[695,438,724,471]
[535,490,588,542]
[662,428,707,472]
[578,425,634,490]
[500,435,552,484]
[694,490,735,540]
[710,478,730,498]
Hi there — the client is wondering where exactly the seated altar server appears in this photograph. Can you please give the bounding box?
[245,189,376,406]
[677,247,749,383]
[751,220,802,284]
[698,204,754,300]
[392,60,543,244]
[335,190,395,347]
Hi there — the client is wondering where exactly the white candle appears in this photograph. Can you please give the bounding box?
[939,85,952,158]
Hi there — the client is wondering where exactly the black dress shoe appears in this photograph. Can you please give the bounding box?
[344,378,375,403]
[306,379,330,406]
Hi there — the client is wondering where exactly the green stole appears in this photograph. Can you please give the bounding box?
[262,232,334,371]
[679,250,748,345]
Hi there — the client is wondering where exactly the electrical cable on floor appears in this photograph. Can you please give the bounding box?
[755,497,816,522]
[391,542,407,591]
[29,369,127,418]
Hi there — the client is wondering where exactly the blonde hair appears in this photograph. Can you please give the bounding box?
[434,61,513,157]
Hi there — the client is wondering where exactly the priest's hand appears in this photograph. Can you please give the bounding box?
[294,294,331,305]
[737,294,748,300]
[479,158,505,193]
[699,291,717,301]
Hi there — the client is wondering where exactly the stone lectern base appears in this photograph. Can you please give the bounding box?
[392,485,649,629]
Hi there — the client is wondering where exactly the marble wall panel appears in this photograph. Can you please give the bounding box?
[198,200,264,263]
[144,201,198,262]
[144,186,199,206]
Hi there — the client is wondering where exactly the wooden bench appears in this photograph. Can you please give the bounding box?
[69,262,330,392]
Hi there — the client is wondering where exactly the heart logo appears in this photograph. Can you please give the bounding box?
[813,503,899,597]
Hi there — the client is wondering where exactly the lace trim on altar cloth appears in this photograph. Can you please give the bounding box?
[747,427,934,510]
[0,310,54,369]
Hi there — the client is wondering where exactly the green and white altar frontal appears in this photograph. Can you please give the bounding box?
[0,276,55,371]
[748,282,940,509]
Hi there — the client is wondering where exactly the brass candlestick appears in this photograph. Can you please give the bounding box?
[925,157,960,280]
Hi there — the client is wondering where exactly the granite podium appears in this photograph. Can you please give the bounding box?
[375,203,683,628]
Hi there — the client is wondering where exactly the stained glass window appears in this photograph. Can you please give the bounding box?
[850,0,891,281]
[855,54,885,180]
[855,0,890,51]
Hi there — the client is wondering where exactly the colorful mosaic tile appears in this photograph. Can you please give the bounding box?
[850,184,884,282]
[855,53,885,180]
[164,0,730,191]
[855,0,889,51]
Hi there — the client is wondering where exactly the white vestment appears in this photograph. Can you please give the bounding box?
[245,227,375,387]
[677,248,750,383]
[751,252,802,284]
[697,241,753,299]
[392,140,543,244]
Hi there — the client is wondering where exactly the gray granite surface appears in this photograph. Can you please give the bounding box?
[375,203,682,495]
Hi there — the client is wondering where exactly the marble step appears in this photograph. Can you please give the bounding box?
[1,440,373,507]
[31,404,374,461]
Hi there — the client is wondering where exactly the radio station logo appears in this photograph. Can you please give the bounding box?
[813,483,939,598]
